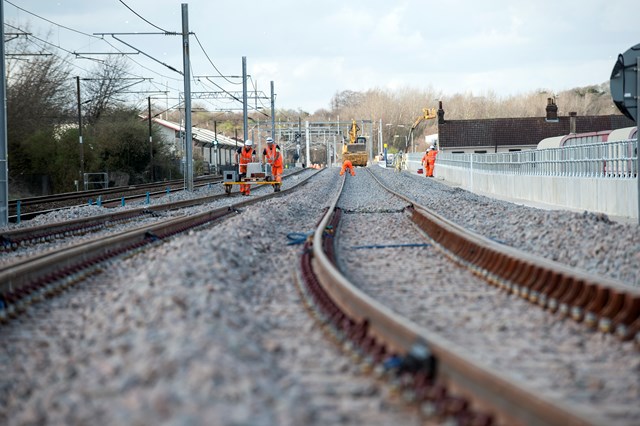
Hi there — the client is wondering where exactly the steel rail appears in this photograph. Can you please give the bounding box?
[7,176,221,220]
[368,169,640,344]
[1,169,310,251]
[296,171,603,425]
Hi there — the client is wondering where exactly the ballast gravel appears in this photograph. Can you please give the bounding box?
[0,165,638,425]
[0,169,419,426]
[369,166,640,287]
[336,169,639,425]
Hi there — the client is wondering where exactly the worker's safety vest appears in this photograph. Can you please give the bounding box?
[264,144,283,168]
[239,147,254,165]
[239,147,254,173]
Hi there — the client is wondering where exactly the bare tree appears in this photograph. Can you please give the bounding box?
[82,56,134,124]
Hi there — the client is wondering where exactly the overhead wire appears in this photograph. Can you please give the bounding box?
[3,3,182,89]
[5,2,186,112]
[191,32,270,117]
[117,0,174,34]
[5,0,101,39]
[192,33,241,86]
[6,1,273,119]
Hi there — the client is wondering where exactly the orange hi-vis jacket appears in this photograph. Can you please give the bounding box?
[264,144,283,168]
[239,147,254,173]
[427,149,438,165]
[421,152,428,168]
[340,160,355,176]
[426,149,438,176]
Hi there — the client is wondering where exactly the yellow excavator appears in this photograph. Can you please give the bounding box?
[408,107,437,145]
[342,119,368,166]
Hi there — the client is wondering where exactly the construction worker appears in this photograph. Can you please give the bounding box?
[421,149,429,176]
[426,145,438,177]
[236,139,256,195]
[262,136,283,192]
[340,159,355,176]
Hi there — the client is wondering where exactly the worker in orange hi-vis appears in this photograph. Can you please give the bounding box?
[262,136,283,192]
[340,159,355,176]
[420,148,429,176]
[236,139,256,195]
[426,144,438,177]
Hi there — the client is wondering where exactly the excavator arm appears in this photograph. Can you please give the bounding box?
[348,119,361,144]
[407,107,437,149]
[410,107,437,133]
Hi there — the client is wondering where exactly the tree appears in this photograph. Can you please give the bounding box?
[330,90,365,111]
[5,33,75,194]
[82,56,134,124]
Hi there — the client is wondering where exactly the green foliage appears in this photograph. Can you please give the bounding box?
[52,130,83,192]
[87,109,148,181]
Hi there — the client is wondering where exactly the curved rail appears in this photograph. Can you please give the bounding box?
[367,169,640,344]
[295,171,605,425]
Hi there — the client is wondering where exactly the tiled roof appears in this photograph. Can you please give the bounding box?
[439,114,635,148]
[152,117,238,147]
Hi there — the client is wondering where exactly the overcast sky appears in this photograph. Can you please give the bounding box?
[4,0,640,113]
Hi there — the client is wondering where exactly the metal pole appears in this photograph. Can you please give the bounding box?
[148,96,154,181]
[324,130,328,166]
[242,56,248,143]
[332,133,336,167]
[379,119,383,155]
[76,76,84,186]
[0,1,8,226]
[305,120,310,167]
[214,120,220,173]
[270,81,276,141]
[181,3,193,191]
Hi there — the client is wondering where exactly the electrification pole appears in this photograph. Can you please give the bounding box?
[0,1,8,226]
[305,120,310,167]
[242,56,248,143]
[76,76,84,188]
[271,81,275,141]
[181,3,193,191]
[148,96,154,182]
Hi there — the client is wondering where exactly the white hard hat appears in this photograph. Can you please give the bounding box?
[245,139,253,146]
[266,137,274,143]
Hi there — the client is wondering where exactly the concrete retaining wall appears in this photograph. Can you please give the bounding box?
[435,163,638,220]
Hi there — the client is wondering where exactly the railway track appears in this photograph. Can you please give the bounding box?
[1,166,637,424]
[0,169,319,322]
[1,169,308,255]
[295,168,640,425]
[8,175,221,222]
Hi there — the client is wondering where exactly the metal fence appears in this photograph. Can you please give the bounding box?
[436,139,638,178]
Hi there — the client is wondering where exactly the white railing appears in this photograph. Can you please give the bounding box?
[435,139,637,179]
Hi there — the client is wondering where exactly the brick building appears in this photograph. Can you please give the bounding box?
[436,98,635,154]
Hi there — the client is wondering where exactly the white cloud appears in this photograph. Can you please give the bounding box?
[5,0,640,112]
